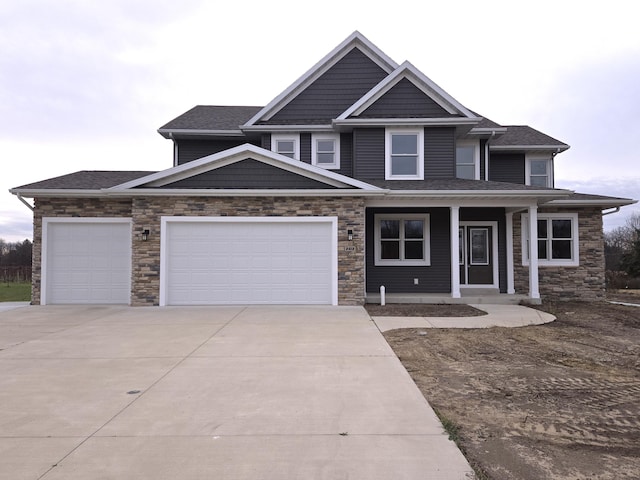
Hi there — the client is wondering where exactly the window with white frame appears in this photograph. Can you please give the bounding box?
[374,214,430,266]
[521,213,579,266]
[271,133,300,160]
[456,141,479,180]
[526,155,553,187]
[311,133,340,169]
[385,129,424,180]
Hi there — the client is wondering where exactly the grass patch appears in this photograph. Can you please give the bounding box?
[0,282,31,302]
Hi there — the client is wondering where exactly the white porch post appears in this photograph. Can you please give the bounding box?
[528,205,540,300]
[506,212,515,294]
[450,206,461,298]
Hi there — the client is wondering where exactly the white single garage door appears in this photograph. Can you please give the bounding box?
[43,219,131,305]
[162,217,336,305]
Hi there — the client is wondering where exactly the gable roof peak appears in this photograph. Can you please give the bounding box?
[243,31,398,126]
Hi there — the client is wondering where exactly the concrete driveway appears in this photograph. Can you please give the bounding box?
[0,305,472,479]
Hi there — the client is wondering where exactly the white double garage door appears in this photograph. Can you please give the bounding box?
[42,217,337,305]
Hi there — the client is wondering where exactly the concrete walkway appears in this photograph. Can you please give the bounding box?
[372,304,556,332]
[0,305,473,480]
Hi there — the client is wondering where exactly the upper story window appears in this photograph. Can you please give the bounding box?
[521,213,579,266]
[526,155,553,187]
[271,133,300,160]
[374,214,430,266]
[456,141,479,180]
[385,128,424,180]
[311,133,340,169]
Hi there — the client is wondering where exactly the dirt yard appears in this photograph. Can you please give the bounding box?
[379,295,640,480]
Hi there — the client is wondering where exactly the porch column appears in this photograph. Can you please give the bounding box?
[450,206,461,298]
[506,212,515,294]
[528,205,540,299]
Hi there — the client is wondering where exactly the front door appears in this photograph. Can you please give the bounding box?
[459,224,494,286]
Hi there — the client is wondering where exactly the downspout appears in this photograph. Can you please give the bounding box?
[484,131,496,181]
[602,207,620,216]
[16,193,34,211]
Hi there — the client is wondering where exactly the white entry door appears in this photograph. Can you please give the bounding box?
[162,217,337,305]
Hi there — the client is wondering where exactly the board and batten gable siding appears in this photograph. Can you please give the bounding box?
[353,128,385,180]
[264,48,389,124]
[366,208,452,294]
[479,139,487,180]
[336,132,354,177]
[425,127,456,178]
[359,78,457,118]
[460,207,508,293]
[176,139,260,165]
[300,133,312,164]
[156,159,337,189]
[489,152,525,184]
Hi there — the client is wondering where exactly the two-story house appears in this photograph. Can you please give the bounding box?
[11,32,635,306]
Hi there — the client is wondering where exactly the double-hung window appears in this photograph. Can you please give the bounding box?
[311,133,340,169]
[385,129,424,180]
[526,155,553,187]
[456,141,479,180]
[374,214,430,266]
[271,133,300,160]
[522,213,579,266]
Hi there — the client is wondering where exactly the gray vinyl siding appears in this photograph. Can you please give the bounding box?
[353,128,385,180]
[425,128,456,178]
[160,159,336,189]
[489,152,525,184]
[300,133,311,164]
[261,133,271,150]
[176,139,259,165]
[479,139,487,180]
[366,208,451,294]
[460,207,507,293]
[265,48,388,124]
[359,78,456,118]
[335,132,353,177]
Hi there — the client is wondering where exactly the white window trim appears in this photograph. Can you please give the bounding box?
[525,154,553,187]
[456,140,480,180]
[385,128,424,180]
[521,212,579,266]
[271,133,300,160]
[374,214,431,266]
[311,133,340,169]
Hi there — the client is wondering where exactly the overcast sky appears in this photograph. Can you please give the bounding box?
[1,0,639,242]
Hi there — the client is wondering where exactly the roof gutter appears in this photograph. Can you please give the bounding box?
[602,207,620,216]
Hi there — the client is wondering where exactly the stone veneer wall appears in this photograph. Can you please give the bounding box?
[513,207,605,301]
[130,196,366,306]
[32,196,365,306]
[31,198,133,305]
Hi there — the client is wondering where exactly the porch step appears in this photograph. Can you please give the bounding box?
[365,292,529,305]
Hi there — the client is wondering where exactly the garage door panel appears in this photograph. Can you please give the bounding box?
[165,220,334,305]
[45,222,131,305]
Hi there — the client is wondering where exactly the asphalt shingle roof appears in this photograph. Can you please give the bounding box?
[492,126,568,148]
[13,171,154,190]
[363,178,560,191]
[159,106,263,131]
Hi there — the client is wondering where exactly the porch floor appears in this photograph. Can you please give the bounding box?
[365,292,533,305]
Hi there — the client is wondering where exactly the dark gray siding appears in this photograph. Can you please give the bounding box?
[335,132,353,177]
[265,48,388,124]
[366,208,451,294]
[300,133,311,164]
[359,78,457,118]
[176,139,259,165]
[353,128,385,180]
[460,207,507,293]
[161,159,337,189]
[489,152,525,184]
[479,139,487,180]
[425,128,455,178]
[261,133,271,150]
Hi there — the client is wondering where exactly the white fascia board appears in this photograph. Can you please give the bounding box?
[105,188,388,197]
[338,61,476,120]
[490,144,570,152]
[242,31,398,126]
[9,189,109,198]
[333,117,482,127]
[467,127,508,136]
[158,129,245,138]
[107,143,382,192]
[547,198,638,207]
[384,189,571,199]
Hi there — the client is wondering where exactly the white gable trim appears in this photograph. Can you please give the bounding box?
[107,144,382,192]
[242,31,398,126]
[338,61,476,120]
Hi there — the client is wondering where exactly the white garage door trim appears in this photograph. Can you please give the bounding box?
[160,216,338,306]
[41,217,132,305]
